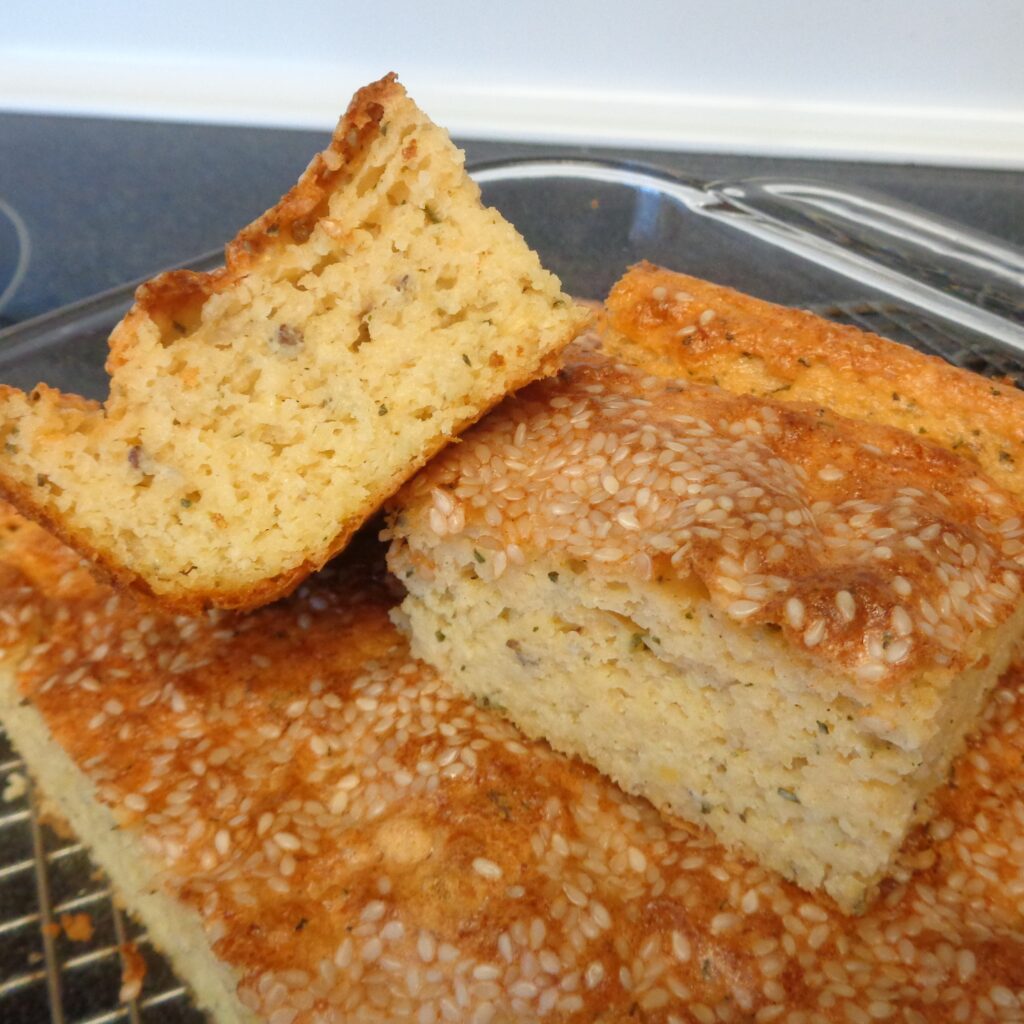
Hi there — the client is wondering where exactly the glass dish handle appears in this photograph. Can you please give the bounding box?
[700,177,1024,353]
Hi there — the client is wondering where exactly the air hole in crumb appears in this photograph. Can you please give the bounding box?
[351,318,372,352]
[552,616,583,634]
[355,163,386,197]
[388,180,412,205]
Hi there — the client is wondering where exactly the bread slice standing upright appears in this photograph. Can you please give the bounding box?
[0,74,587,610]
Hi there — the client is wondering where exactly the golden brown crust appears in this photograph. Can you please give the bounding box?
[1,507,1023,1021]
[605,262,1024,495]
[107,74,404,374]
[395,337,1024,692]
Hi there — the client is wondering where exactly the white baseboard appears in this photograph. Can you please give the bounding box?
[3,52,1023,169]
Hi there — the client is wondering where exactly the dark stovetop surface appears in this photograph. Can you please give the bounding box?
[0,111,1022,330]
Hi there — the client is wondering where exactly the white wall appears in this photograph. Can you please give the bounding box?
[3,0,1023,166]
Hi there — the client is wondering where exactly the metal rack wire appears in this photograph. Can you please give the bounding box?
[0,299,1017,1023]
[0,727,203,1024]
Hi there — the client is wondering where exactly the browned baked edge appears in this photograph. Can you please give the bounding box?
[605,262,1024,496]
[106,73,406,374]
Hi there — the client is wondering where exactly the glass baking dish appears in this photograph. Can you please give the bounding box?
[1,157,1023,1024]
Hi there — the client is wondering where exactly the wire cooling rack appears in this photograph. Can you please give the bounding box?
[0,727,204,1024]
[0,299,1019,1024]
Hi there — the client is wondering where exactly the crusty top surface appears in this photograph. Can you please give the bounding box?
[605,262,1024,499]
[1,509,1023,1021]
[108,73,406,374]
[393,331,1024,693]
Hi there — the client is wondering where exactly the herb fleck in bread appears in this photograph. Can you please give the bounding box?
[0,74,586,611]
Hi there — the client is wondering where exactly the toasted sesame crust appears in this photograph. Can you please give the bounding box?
[605,262,1024,496]
[1,508,1023,1021]
[393,336,1024,696]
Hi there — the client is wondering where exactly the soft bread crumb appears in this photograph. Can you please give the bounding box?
[0,74,587,611]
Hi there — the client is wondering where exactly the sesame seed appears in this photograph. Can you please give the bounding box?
[727,599,762,620]
[626,846,647,872]
[472,857,502,879]
[785,597,806,630]
[563,882,588,906]
[803,620,826,647]
[417,932,436,963]
[835,590,856,623]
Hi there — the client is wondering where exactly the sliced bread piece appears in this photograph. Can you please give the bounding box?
[2,505,1024,1021]
[387,315,1024,913]
[0,74,587,611]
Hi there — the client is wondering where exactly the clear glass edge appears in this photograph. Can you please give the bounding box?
[2,156,1021,356]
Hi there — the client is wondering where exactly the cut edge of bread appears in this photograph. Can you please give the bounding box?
[0,344,567,614]
[0,74,588,612]
[0,650,254,1023]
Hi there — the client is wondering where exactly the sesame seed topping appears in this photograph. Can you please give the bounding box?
[803,620,826,647]
[395,347,1024,691]
[626,845,647,872]
[472,857,502,879]
[784,597,806,630]
[273,831,301,851]
[5,393,1024,1024]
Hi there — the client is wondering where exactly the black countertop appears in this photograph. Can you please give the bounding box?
[1,111,1022,328]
